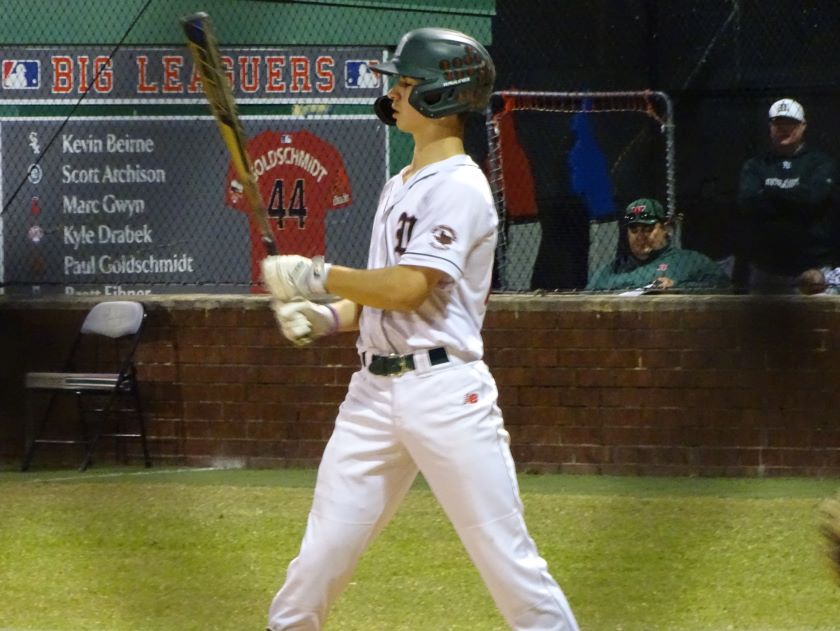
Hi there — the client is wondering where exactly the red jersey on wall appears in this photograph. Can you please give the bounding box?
[224,129,353,287]
[496,113,537,222]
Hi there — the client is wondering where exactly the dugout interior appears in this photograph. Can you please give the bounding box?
[486,91,677,292]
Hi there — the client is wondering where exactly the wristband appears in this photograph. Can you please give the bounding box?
[324,303,339,335]
[310,256,331,294]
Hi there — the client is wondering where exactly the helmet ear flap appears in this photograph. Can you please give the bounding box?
[409,86,447,117]
[373,95,396,126]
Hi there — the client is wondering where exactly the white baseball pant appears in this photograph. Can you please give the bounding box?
[267,359,579,631]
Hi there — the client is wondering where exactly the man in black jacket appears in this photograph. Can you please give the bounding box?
[737,98,838,293]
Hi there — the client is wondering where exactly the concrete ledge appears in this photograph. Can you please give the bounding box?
[3,291,840,312]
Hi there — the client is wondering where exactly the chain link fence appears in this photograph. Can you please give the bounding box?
[486,90,677,291]
[2,0,839,295]
[0,0,491,296]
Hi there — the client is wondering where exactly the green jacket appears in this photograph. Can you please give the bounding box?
[737,145,838,274]
[586,242,731,292]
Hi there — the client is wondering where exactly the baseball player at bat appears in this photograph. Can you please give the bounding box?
[261,28,579,631]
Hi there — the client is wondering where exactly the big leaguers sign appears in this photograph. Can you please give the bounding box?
[0,43,387,295]
[0,46,383,103]
[225,130,352,288]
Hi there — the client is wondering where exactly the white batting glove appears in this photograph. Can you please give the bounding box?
[272,299,339,346]
[261,255,330,301]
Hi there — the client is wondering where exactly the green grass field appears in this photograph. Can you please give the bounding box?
[1,467,839,631]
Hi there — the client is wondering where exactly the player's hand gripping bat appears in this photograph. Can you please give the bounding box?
[181,12,278,256]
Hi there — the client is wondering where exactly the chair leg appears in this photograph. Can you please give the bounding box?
[21,392,57,472]
[79,390,118,472]
[76,391,90,455]
[133,382,152,468]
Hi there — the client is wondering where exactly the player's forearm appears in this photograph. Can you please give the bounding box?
[326,265,434,311]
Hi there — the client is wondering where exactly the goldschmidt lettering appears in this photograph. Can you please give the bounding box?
[253,146,328,182]
[64,253,194,275]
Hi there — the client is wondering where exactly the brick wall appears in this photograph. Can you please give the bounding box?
[2,294,839,476]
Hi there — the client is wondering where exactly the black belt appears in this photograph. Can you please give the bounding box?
[365,347,449,376]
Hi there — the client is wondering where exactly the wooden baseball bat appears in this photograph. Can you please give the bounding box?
[181,12,279,257]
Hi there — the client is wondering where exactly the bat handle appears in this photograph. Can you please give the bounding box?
[262,236,278,257]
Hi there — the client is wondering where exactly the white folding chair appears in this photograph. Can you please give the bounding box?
[21,301,151,471]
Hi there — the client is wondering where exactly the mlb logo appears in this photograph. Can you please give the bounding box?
[2,60,40,89]
[345,60,380,89]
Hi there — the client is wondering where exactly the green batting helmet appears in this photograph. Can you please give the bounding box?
[372,27,495,121]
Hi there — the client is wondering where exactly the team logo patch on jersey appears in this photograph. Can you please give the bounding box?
[431,224,457,249]
[345,60,381,89]
[2,60,40,89]
[464,393,479,404]
[657,263,668,272]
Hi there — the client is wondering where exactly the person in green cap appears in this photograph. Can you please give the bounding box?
[586,198,731,292]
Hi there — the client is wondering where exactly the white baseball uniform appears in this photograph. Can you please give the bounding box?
[268,155,579,631]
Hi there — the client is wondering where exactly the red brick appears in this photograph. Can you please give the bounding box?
[177,345,226,363]
[240,309,274,327]
[7,297,840,475]
[297,404,339,423]
[519,387,561,407]
[558,426,603,445]
[137,363,178,383]
[288,421,333,441]
[205,309,241,327]
[560,349,640,368]
[245,420,289,442]
[183,401,224,421]
[575,369,616,387]
[559,310,622,329]
[518,329,571,348]
[528,368,576,387]
[638,350,682,369]
[766,429,812,449]
[497,386,518,405]
[488,348,558,368]
[494,366,538,387]
[181,383,246,402]
[135,340,176,363]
